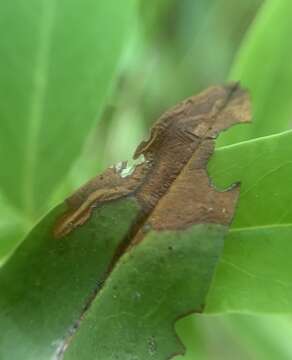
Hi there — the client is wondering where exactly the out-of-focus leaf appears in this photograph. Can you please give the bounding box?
[175,314,292,360]
[127,0,261,131]
[174,315,206,360]
[0,226,25,266]
[71,107,146,193]
[206,130,292,313]
[221,315,292,359]
[0,0,136,220]
[178,0,262,86]
[139,0,177,43]
[218,0,292,146]
[0,194,29,264]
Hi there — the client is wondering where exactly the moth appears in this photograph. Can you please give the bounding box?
[54,83,251,239]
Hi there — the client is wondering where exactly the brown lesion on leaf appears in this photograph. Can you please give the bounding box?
[53,82,251,239]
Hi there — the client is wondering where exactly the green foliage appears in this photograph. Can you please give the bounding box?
[176,314,292,359]
[0,0,135,220]
[218,0,292,146]
[0,195,226,359]
[0,194,26,264]
[205,0,292,314]
[0,199,139,359]
[207,130,292,313]
[63,225,225,360]
[1,0,292,358]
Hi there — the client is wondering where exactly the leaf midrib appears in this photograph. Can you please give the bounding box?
[230,223,292,233]
[216,128,292,153]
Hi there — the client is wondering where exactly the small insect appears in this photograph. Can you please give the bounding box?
[53,83,251,239]
[133,123,166,159]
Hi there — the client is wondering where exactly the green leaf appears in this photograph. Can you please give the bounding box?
[206,130,292,313]
[218,0,292,146]
[0,226,24,266]
[0,0,136,219]
[0,198,139,359]
[139,0,177,43]
[0,193,29,264]
[175,314,292,359]
[0,85,247,359]
[63,225,225,360]
[0,198,227,359]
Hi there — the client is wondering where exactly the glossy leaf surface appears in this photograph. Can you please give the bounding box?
[207,130,292,313]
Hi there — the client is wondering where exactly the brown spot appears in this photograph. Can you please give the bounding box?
[53,83,251,239]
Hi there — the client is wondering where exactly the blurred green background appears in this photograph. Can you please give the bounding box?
[1,0,292,358]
